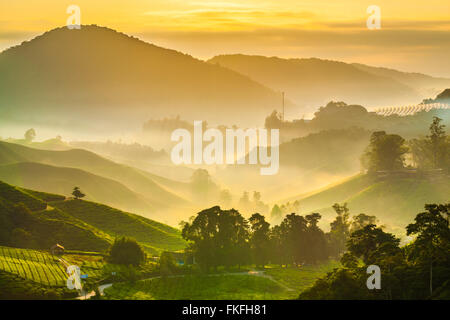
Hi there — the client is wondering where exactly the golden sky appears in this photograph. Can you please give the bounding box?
[1,0,450,76]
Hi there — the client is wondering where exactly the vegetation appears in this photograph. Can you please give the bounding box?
[72,186,85,199]
[107,237,145,266]
[104,274,290,300]
[181,205,369,272]
[299,203,450,300]
[361,131,409,172]
[0,179,185,255]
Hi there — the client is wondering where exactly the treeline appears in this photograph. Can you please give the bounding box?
[299,203,450,300]
[181,204,376,271]
[265,100,450,140]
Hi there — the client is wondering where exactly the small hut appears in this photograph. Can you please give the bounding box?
[50,244,65,256]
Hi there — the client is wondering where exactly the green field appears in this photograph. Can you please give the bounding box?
[0,246,109,287]
[103,261,339,300]
[104,274,290,300]
[264,261,339,298]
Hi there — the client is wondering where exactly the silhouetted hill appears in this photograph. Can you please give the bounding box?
[0,25,281,129]
[208,55,450,113]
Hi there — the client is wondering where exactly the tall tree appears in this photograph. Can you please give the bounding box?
[426,116,447,169]
[249,213,270,268]
[328,203,351,257]
[406,204,450,296]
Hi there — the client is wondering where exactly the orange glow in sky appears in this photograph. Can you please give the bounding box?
[1,0,449,76]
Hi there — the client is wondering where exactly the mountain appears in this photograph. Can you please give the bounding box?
[0,180,186,254]
[0,141,187,211]
[208,55,450,114]
[0,25,281,129]
[283,173,450,234]
[351,64,450,100]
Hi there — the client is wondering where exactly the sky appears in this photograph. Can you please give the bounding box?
[1,0,450,76]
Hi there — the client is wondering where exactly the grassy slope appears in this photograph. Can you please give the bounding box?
[293,174,450,233]
[51,200,186,253]
[0,180,186,255]
[0,141,187,210]
[0,162,155,213]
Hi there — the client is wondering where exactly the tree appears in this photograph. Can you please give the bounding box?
[72,187,85,199]
[191,169,218,201]
[427,117,447,169]
[107,237,145,266]
[304,213,328,263]
[182,206,250,271]
[24,128,36,142]
[361,131,408,172]
[279,213,308,266]
[328,203,351,257]
[410,117,449,170]
[270,204,282,220]
[219,189,232,207]
[249,213,270,268]
[350,213,377,233]
[406,204,450,296]
[347,224,400,265]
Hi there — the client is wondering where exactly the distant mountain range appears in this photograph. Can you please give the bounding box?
[0,25,280,129]
[209,55,450,114]
[1,25,450,133]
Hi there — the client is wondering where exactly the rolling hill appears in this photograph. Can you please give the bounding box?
[208,55,450,114]
[285,173,450,234]
[0,180,186,255]
[0,162,156,213]
[0,141,187,212]
[0,25,281,129]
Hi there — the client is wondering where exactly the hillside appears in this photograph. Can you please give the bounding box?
[208,55,450,113]
[0,162,155,213]
[287,174,450,234]
[0,180,186,255]
[0,25,281,129]
[0,141,187,211]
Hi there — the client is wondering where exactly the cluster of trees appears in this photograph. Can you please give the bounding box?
[299,203,450,300]
[361,116,449,173]
[265,100,450,141]
[410,117,449,171]
[181,204,376,271]
[270,201,301,222]
[237,191,269,215]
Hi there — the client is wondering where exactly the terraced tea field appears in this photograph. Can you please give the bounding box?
[0,246,67,286]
